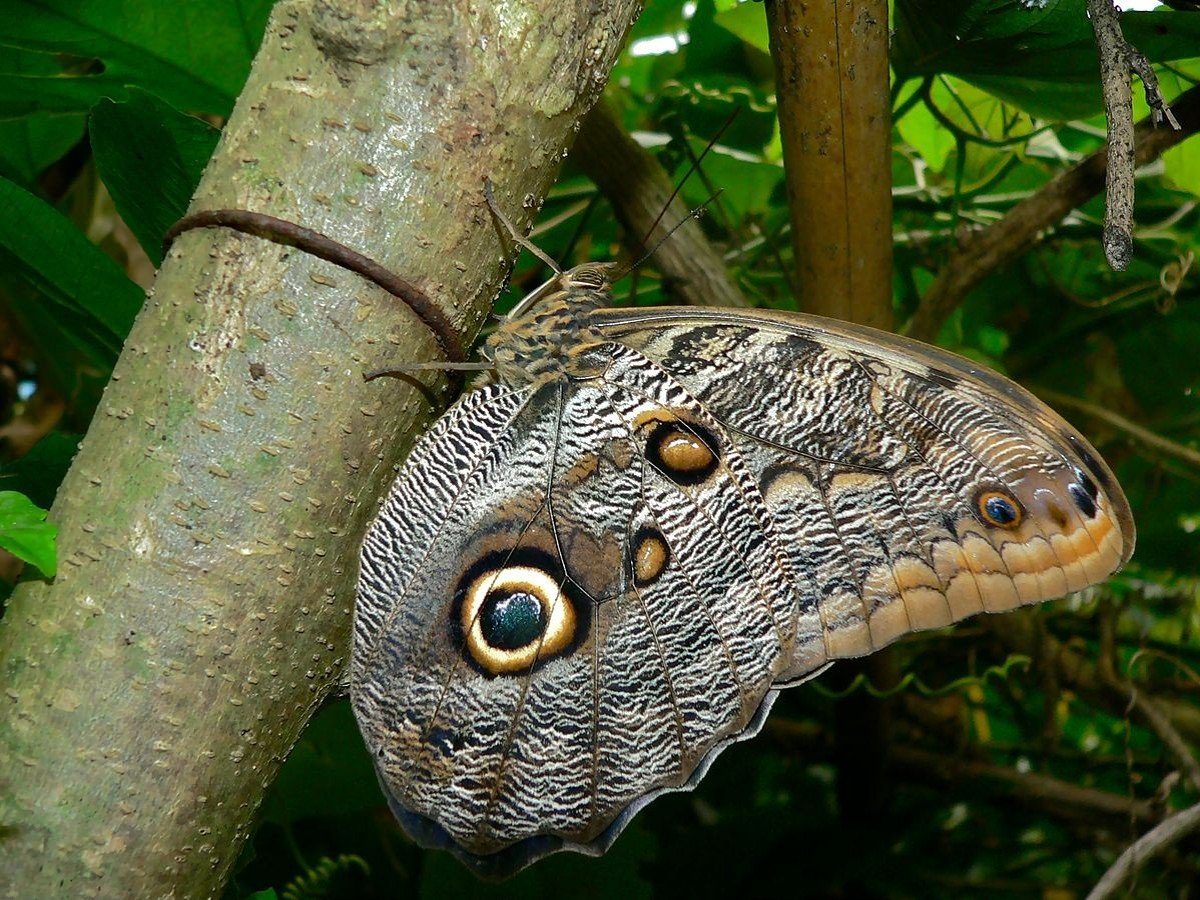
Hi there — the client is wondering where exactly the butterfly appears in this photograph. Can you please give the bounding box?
[351,258,1135,878]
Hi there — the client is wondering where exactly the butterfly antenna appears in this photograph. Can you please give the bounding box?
[638,105,741,250]
[623,189,724,277]
[483,178,563,275]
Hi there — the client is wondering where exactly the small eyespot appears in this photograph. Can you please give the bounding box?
[977,489,1022,529]
[458,562,577,675]
[646,420,719,484]
[632,528,669,586]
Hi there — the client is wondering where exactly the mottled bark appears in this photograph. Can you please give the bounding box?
[0,1,640,896]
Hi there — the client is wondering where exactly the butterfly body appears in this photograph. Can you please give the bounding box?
[352,263,1134,877]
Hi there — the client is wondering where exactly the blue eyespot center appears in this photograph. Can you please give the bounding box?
[481,591,545,651]
[986,496,1015,523]
[976,488,1022,528]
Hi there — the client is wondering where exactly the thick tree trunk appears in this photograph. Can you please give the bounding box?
[0,1,640,896]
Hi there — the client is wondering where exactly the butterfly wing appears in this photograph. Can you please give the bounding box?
[354,298,1134,877]
[592,307,1135,682]
[354,362,806,875]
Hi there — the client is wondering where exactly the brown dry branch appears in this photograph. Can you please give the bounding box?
[892,745,1164,827]
[574,97,750,308]
[1034,386,1200,473]
[767,710,1163,826]
[1086,801,1200,900]
[1118,688,1200,794]
[906,85,1200,344]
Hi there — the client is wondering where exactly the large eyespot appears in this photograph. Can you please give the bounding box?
[631,527,670,587]
[645,420,720,485]
[976,488,1023,529]
[456,554,580,676]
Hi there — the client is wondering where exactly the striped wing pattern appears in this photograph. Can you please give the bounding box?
[353,266,1135,877]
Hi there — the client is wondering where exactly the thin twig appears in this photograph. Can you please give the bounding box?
[767,716,1163,825]
[1033,386,1200,472]
[1126,47,1182,132]
[1120,687,1200,794]
[894,745,1164,825]
[1086,801,1200,900]
[164,209,465,367]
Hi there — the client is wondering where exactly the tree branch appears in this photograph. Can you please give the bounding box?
[573,97,750,307]
[906,84,1200,344]
[1119,687,1200,794]
[1034,386,1200,472]
[0,1,641,895]
[768,713,1163,825]
[1086,801,1200,900]
[893,745,1164,826]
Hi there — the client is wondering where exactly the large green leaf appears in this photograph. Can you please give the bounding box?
[0,0,274,118]
[894,1,1200,119]
[90,89,220,265]
[0,48,87,187]
[0,175,143,362]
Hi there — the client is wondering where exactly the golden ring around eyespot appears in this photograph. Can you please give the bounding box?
[977,489,1023,529]
[459,565,576,675]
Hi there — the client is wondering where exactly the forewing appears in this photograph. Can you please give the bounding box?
[593,307,1136,682]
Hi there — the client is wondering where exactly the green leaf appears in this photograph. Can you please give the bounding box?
[0,491,57,578]
[0,0,274,118]
[90,89,220,264]
[0,175,143,362]
[1164,140,1200,198]
[894,1,1200,119]
[713,1,769,55]
[0,431,80,510]
[0,48,87,187]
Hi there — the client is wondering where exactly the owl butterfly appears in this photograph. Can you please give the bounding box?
[352,246,1134,878]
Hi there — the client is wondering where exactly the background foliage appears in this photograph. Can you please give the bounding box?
[1,0,1198,897]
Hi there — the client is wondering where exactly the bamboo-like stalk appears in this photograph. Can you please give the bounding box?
[765,0,893,329]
